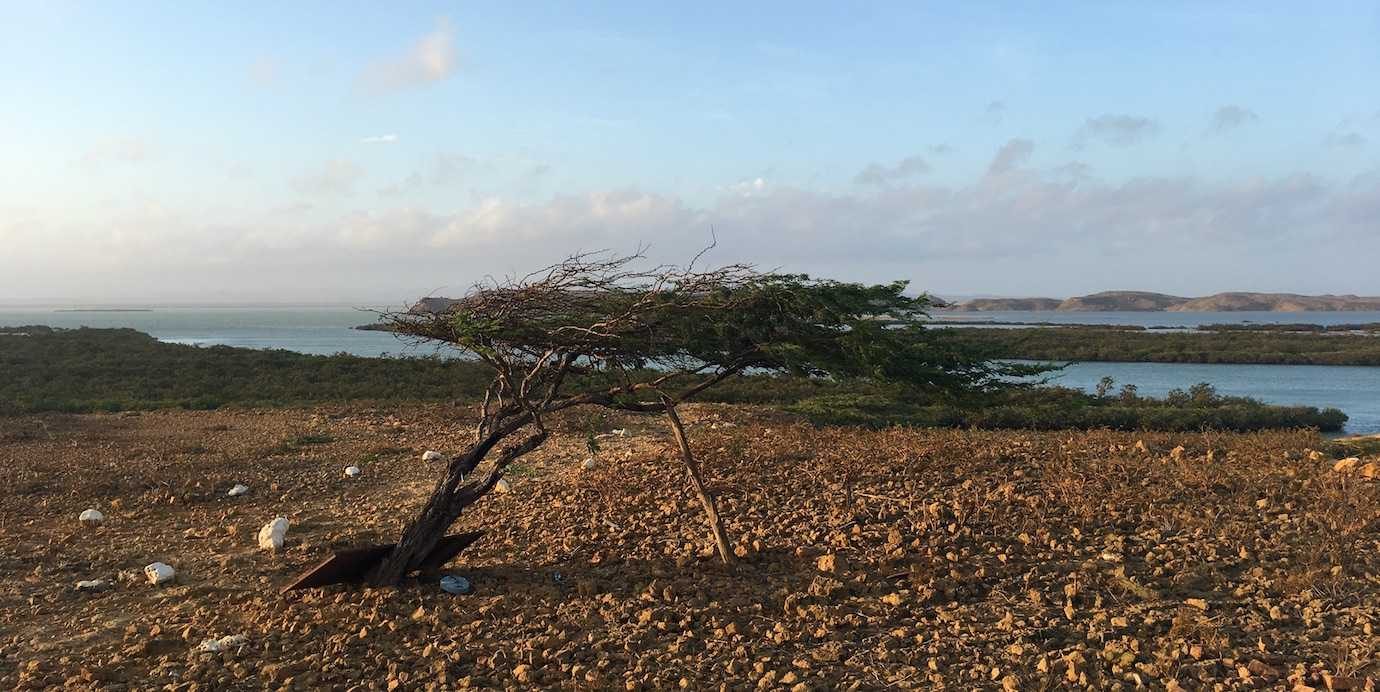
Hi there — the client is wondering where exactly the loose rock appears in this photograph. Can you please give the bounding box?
[143,562,175,585]
[257,517,289,551]
[79,508,105,526]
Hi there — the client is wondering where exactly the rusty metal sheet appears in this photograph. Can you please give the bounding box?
[281,531,483,592]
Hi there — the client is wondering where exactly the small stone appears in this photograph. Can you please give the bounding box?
[257,517,289,551]
[816,554,839,573]
[143,562,175,585]
[1333,457,1360,472]
[581,458,596,471]
[79,509,105,526]
[422,450,445,462]
[495,478,512,494]
[75,579,109,592]
[227,484,249,497]
[344,465,361,478]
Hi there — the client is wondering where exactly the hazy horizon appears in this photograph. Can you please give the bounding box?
[3,2,1377,304]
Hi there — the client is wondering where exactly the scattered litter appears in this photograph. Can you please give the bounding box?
[227,483,249,497]
[344,465,361,478]
[258,517,289,551]
[422,450,445,462]
[495,478,512,494]
[195,634,248,653]
[75,579,109,592]
[79,508,105,526]
[144,562,176,585]
[439,574,472,595]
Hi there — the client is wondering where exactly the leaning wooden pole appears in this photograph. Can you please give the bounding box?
[661,399,734,565]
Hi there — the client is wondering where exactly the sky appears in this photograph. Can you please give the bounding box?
[1,1,1378,305]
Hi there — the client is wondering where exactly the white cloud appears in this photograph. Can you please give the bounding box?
[1209,105,1259,134]
[360,134,399,144]
[291,159,364,196]
[7,152,1379,302]
[987,139,1034,176]
[358,19,458,94]
[1072,114,1160,148]
[854,155,931,186]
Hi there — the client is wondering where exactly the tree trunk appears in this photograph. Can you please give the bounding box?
[369,448,482,586]
[662,402,734,565]
[369,424,547,586]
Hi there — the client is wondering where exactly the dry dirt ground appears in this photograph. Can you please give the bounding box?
[1,404,1378,690]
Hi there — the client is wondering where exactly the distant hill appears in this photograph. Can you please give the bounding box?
[1057,291,1187,312]
[949,291,1380,312]
[1168,293,1380,312]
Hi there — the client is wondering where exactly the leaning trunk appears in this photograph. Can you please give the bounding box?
[662,401,735,565]
[369,447,484,586]
[369,423,547,586]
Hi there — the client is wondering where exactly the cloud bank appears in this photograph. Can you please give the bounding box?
[6,146,1375,302]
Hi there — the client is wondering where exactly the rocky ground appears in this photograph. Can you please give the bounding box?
[1,404,1377,690]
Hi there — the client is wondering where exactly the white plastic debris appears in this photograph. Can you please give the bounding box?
[226,483,249,497]
[611,428,627,437]
[494,478,512,494]
[144,562,176,585]
[344,465,361,478]
[79,508,105,526]
[422,450,445,462]
[581,458,596,471]
[439,574,472,595]
[75,579,109,592]
[195,634,248,653]
[257,517,289,551]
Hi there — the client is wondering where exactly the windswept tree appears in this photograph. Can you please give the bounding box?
[370,251,1041,585]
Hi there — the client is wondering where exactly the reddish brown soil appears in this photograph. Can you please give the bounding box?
[1,405,1377,690]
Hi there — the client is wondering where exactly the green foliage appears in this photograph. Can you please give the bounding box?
[395,271,1058,400]
[785,385,1348,433]
[935,326,1380,366]
[0,326,489,414]
[0,326,1348,433]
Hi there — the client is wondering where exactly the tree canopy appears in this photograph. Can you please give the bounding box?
[387,251,1043,411]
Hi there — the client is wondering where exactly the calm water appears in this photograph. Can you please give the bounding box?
[3,307,1378,434]
[0,306,435,358]
[1043,362,1380,435]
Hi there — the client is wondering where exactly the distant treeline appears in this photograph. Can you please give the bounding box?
[936,326,1380,366]
[0,326,1347,432]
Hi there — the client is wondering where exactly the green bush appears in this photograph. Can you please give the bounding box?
[0,326,1350,433]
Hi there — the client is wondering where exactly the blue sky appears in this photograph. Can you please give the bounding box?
[1,2,1377,303]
